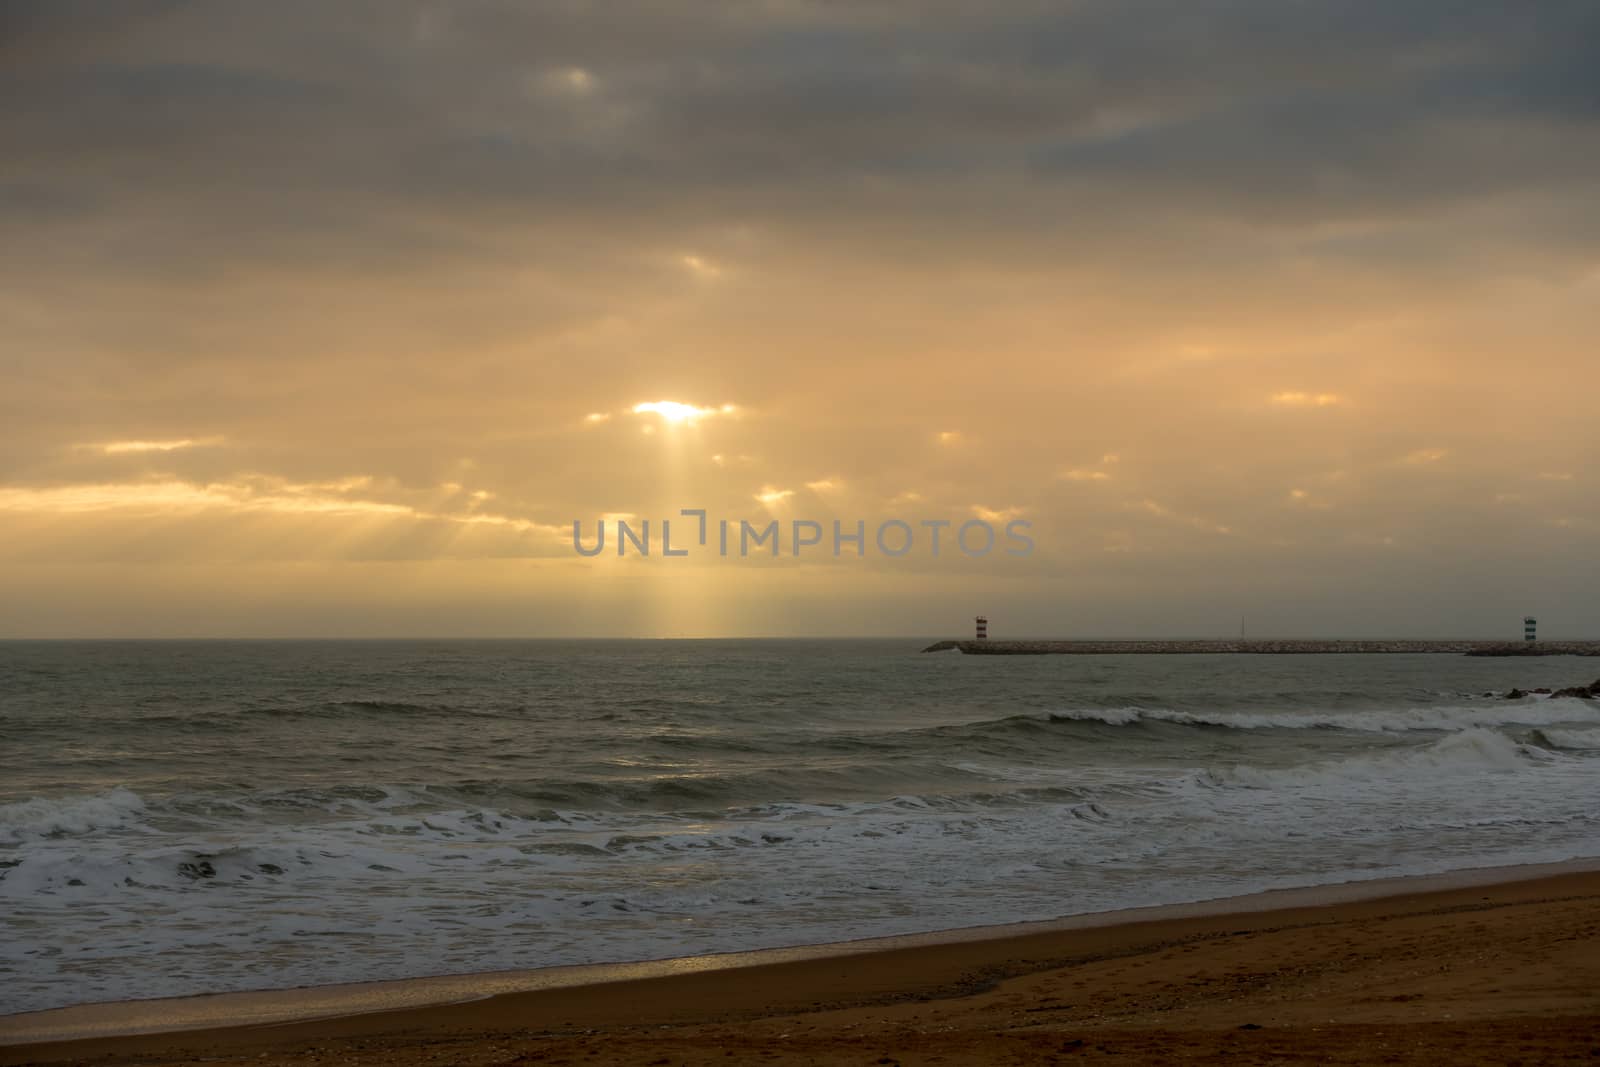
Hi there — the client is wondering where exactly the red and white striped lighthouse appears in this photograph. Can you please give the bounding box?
[975,615,988,640]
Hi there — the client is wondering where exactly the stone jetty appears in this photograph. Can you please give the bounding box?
[920,639,1600,655]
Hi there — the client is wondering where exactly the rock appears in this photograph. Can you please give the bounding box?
[1501,678,1600,700]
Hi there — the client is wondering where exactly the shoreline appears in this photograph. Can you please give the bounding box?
[6,857,1599,1064]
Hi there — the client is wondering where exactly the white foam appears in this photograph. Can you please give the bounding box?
[5,726,1599,1017]
[1198,728,1548,792]
[1539,727,1600,750]
[0,788,147,844]
[1049,700,1600,734]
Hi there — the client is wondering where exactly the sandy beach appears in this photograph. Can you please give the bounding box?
[6,866,1598,1066]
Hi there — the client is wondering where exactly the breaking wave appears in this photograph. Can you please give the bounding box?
[1045,700,1600,734]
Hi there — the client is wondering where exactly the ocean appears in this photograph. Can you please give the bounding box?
[2,639,1598,1016]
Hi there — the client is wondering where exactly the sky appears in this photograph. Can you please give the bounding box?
[1,0,1596,638]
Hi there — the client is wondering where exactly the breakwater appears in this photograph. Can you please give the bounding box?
[920,639,1600,655]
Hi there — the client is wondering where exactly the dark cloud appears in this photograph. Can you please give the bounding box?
[7,0,1596,218]
[0,0,193,68]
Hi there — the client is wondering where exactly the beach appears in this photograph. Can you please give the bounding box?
[5,865,1598,1065]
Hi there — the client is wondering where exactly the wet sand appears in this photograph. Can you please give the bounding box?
[5,867,1598,1065]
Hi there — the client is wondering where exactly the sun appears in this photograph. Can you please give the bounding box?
[631,401,737,424]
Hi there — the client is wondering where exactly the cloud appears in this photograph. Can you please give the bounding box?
[1134,498,1233,536]
[92,437,221,455]
[679,254,724,279]
[1287,487,1332,510]
[1270,392,1342,408]
[971,504,1024,523]
[754,486,794,505]
[0,470,574,553]
[537,66,598,97]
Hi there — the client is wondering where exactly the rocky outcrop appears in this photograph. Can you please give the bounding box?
[1505,678,1599,699]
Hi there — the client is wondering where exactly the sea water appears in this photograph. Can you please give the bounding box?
[2,639,1597,1015]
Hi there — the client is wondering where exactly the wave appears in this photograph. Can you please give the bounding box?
[0,787,147,844]
[1194,728,1553,791]
[1044,700,1600,734]
[0,787,1118,899]
[6,709,1591,851]
[0,769,1092,853]
[1532,727,1600,750]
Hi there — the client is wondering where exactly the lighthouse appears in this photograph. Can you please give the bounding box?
[1524,616,1537,642]
[975,615,988,641]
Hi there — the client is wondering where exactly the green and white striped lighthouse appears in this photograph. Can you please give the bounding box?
[1524,616,1537,642]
